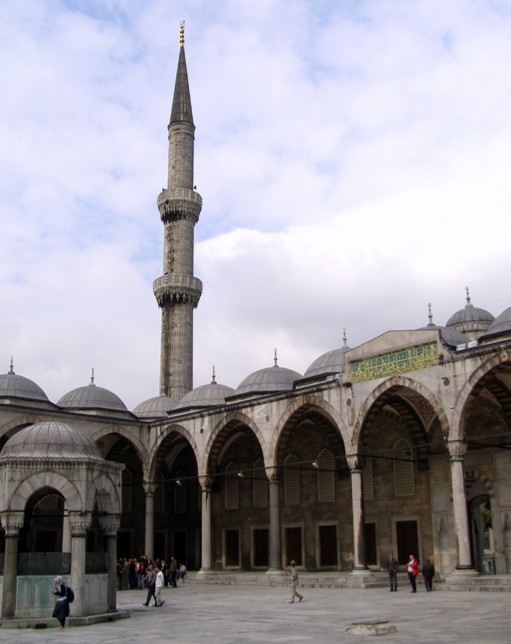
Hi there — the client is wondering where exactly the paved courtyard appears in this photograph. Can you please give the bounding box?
[2,581,510,643]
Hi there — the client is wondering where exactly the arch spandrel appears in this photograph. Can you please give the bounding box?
[87,470,123,515]
[199,411,267,479]
[91,426,148,465]
[451,350,511,441]
[269,394,348,466]
[7,471,82,514]
[351,376,449,453]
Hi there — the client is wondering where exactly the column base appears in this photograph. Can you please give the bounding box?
[265,568,287,576]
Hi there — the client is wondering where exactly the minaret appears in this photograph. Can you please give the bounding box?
[153,22,202,398]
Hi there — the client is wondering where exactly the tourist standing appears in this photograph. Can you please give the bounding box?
[387,553,399,591]
[422,559,435,591]
[407,554,419,593]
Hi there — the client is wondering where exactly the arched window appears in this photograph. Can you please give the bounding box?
[362,448,374,500]
[252,458,268,508]
[284,454,300,506]
[122,468,133,512]
[225,462,239,510]
[393,438,415,497]
[316,448,335,503]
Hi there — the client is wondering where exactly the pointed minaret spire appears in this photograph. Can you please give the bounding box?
[153,25,203,398]
[465,286,473,309]
[427,303,434,326]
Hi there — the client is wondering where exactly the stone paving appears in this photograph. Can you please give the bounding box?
[1,580,510,643]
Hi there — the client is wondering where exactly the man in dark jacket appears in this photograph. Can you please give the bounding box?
[422,559,435,591]
[387,553,399,591]
[142,563,157,606]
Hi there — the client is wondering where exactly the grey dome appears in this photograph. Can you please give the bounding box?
[0,364,49,402]
[133,394,179,418]
[235,364,302,397]
[175,380,235,411]
[305,334,350,378]
[58,380,127,412]
[0,421,102,460]
[305,347,348,378]
[419,322,469,348]
[481,306,511,341]
[446,291,494,328]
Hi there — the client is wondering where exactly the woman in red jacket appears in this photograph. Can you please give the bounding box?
[407,554,419,593]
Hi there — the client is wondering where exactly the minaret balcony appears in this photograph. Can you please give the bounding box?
[157,188,202,222]
[153,274,203,307]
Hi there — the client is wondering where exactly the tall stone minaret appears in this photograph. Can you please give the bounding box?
[153,22,202,398]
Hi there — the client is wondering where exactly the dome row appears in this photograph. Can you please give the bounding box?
[3,303,511,418]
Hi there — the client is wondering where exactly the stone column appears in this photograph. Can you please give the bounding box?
[448,440,473,570]
[0,513,23,619]
[101,515,121,613]
[267,473,284,574]
[347,455,367,571]
[69,515,90,616]
[198,479,213,573]
[143,482,156,560]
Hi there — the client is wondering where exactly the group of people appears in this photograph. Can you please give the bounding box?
[387,553,435,593]
[116,555,187,591]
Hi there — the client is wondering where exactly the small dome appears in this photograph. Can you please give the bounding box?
[234,355,302,397]
[446,289,494,328]
[305,332,350,378]
[133,394,179,418]
[0,421,102,460]
[420,305,469,347]
[58,373,127,412]
[0,361,49,402]
[175,376,235,411]
[480,306,511,341]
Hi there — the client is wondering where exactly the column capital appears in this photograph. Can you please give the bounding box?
[0,511,24,536]
[100,514,121,537]
[201,475,214,490]
[69,512,92,536]
[448,439,468,461]
[346,454,363,472]
[143,481,157,495]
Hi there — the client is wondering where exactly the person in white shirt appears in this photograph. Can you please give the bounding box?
[154,565,165,607]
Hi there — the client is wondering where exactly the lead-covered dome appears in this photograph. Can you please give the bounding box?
[480,306,511,342]
[446,289,494,340]
[304,332,350,379]
[0,421,102,460]
[58,374,127,412]
[133,394,179,418]
[174,372,235,411]
[0,361,49,402]
[234,356,302,398]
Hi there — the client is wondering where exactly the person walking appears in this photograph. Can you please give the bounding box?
[51,576,70,629]
[142,563,157,606]
[407,554,419,593]
[387,553,399,591]
[154,565,165,607]
[288,561,303,603]
[422,559,435,591]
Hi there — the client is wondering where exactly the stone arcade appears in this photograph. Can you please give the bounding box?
[1,25,511,622]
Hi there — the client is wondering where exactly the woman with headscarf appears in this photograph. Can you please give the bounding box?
[51,575,70,628]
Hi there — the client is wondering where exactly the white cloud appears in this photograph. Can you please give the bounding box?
[0,0,510,406]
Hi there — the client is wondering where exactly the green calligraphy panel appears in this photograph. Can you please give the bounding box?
[351,343,437,383]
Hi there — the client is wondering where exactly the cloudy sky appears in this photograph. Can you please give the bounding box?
[1,0,510,409]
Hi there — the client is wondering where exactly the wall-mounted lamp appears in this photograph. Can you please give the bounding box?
[312,461,320,469]
[176,479,182,486]
[237,472,244,478]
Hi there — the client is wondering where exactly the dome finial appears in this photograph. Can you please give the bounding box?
[90,368,95,386]
[465,286,473,309]
[211,366,217,384]
[427,303,434,326]
[180,20,185,47]
[274,348,278,367]
[8,356,15,375]
[342,328,348,348]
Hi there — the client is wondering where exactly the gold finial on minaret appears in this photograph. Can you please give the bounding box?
[180,21,185,47]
